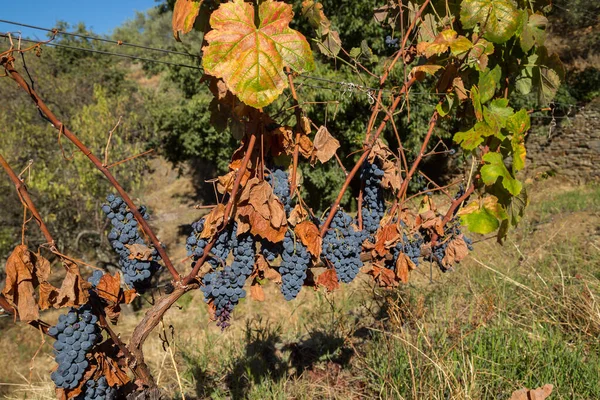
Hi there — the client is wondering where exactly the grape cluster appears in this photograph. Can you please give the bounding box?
[186,219,234,268]
[385,35,399,48]
[386,233,423,270]
[359,162,386,241]
[260,239,283,263]
[49,306,101,390]
[268,168,292,214]
[322,210,363,283]
[200,226,255,328]
[102,195,160,290]
[87,270,104,288]
[280,231,310,300]
[76,376,117,400]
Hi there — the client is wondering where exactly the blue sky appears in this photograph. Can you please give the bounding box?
[0,0,157,39]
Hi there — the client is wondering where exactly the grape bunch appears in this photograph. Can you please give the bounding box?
[200,226,255,328]
[386,233,423,270]
[102,195,160,290]
[267,168,292,214]
[385,35,399,48]
[87,270,105,288]
[359,162,386,241]
[280,231,311,300]
[49,306,101,390]
[76,376,117,400]
[260,239,283,263]
[322,210,363,283]
[186,218,234,268]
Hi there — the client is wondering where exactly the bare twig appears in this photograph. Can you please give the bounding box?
[103,116,122,167]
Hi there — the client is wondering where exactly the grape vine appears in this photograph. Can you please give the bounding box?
[0,0,565,398]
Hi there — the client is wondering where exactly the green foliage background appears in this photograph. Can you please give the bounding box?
[0,0,598,259]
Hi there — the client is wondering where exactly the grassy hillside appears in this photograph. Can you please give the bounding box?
[1,166,598,399]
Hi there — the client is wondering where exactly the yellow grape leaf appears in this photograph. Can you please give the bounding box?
[172,0,204,41]
[203,0,315,108]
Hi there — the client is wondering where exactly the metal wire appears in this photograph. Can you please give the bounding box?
[0,18,196,58]
[0,33,204,71]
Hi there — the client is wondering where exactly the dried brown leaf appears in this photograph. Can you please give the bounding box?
[298,133,314,158]
[381,159,402,191]
[395,253,415,283]
[200,204,226,239]
[237,204,286,243]
[442,236,470,267]
[288,204,308,226]
[55,260,89,308]
[311,126,340,164]
[125,244,154,261]
[316,269,339,292]
[294,221,321,259]
[373,224,400,257]
[509,384,553,400]
[2,245,39,322]
[96,272,122,304]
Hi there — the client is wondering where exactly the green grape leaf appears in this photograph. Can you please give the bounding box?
[497,188,528,242]
[481,152,522,195]
[478,65,502,104]
[172,0,204,41]
[520,12,547,52]
[454,121,494,150]
[436,93,456,117]
[471,85,483,121]
[203,0,315,108]
[458,196,508,234]
[460,0,520,44]
[349,47,361,58]
[515,54,535,95]
[506,109,530,171]
[450,36,474,56]
[483,98,514,135]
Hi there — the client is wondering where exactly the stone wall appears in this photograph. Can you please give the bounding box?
[526,99,600,183]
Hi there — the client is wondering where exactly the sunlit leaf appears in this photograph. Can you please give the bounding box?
[172,0,204,41]
[481,152,522,196]
[478,65,502,104]
[458,196,508,234]
[203,0,315,108]
[520,12,547,52]
[460,0,520,44]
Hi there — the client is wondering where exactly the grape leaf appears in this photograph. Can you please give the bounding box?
[497,188,528,242]
[458,196,508,234]
[483,98,514,136]
[534,46,565,106]
[316,269,339,292]
[302,0,342,58]
[312,125,340,164]
[471,85,483,121]
[410,65,443,81]
[467,38,495,71]
[481,152,522,195]
[519,12,547,52]
[417,29,457,58]
[478,65,502,104]
[203,0,315,108]
[2,245,39,322]
[506,109,530,172]
[172,0,204,41]
[454,121,494,151]
[460,0,520,44]
[442,237,470,267]
[295,220,322,259]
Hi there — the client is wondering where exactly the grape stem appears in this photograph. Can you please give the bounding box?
[286,67,303,198]
[2,60,180,282]
[319,76,417,237]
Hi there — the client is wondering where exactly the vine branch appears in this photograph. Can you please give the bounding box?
[2,60,180,282]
